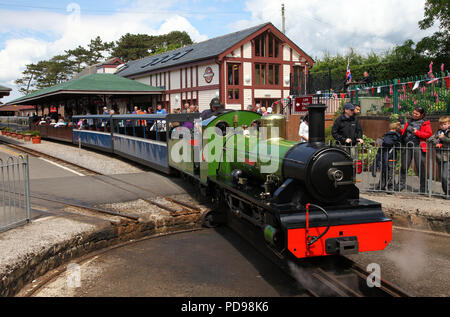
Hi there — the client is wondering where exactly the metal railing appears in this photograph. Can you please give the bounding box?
[0,116,32,132]
[0,155,31,233]
[333,142,449,199]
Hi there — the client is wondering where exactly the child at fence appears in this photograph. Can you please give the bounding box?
[428,116,450,196]
[372,122,402,190]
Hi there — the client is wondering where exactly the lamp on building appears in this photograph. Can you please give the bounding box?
[245,75,251,83]
[284,76,290,85]
[175,95,179,102]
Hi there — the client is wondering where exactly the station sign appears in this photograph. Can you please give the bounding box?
[294,96,312,112]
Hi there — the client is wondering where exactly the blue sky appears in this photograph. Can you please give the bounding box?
[0,0,435,102]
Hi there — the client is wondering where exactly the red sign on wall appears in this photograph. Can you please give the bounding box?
[294,97,312,112]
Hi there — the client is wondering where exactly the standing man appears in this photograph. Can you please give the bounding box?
[255,103,262,114]
[332,103,363,146]
[298,115,309,143]
[362,71,372,85]
[354,104,361,116]
[182,103,189,113]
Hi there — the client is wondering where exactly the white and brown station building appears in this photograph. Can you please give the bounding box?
[117,22,314,113]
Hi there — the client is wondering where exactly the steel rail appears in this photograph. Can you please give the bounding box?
[300,256,412,297]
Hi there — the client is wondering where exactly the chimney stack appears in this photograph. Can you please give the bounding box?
[307,102,327,144]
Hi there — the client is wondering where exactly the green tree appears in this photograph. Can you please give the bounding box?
[40,54,73,87]
[14,62,47,94]
[88,36,115,64]
[112,31,194,62]
[416,0,450,58]
[111,33,154,62]
[65,45,92,74]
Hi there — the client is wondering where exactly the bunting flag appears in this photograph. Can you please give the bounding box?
[377,87,381,94]
[340,93,345,99]
[408,82,413,89]
[372,87,375,96]
[412,81,420,90]
[445,77,450,89]
[441,63,445,72]
[402,84,406,94]
[427,77,439,84]
[389,85,393,95]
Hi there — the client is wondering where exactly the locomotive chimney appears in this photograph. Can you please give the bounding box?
[307,102,327,145]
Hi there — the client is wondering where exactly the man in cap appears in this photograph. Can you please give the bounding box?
[200,97,224,120]
[331,103,363,146]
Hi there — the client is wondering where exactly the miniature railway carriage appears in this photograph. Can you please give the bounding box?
[68,107,391,260]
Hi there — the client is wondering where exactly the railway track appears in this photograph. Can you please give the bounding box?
[293,256,411,297]
[0,140,202,219]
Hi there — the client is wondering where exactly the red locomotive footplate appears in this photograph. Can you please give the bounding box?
[287,221,392,258]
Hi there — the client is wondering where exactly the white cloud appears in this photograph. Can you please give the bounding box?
[0,1,208,103]
[235,0,438,59]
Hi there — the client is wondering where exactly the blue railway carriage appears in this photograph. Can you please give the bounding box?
[72,115,113,153]
[72,113,200,174]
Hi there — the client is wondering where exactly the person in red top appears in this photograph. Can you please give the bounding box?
[399,107,432,192]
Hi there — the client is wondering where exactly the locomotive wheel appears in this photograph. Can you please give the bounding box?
[202,210,226,228]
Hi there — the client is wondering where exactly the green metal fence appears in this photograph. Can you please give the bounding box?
[347,71,450,115]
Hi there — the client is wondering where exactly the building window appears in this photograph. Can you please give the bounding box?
[228,89,239,100]
[227,63,240,102]
[254,32,280,58]
[255,63,279,87]
[228,63,240,86]
[292,66,305,95]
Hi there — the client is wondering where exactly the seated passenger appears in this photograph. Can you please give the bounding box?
[54,119,66,127]
[39,118,47,125]
[77,119,84,129]
[183,109,194,129]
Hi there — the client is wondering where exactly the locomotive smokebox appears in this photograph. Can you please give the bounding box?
[307,103,327,145]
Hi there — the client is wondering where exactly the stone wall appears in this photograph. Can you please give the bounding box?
[0,213,203,297]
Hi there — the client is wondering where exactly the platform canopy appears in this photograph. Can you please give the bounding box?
[5,73,163,106]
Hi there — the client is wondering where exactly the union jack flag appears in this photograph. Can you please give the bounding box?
[346,59,352,81]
